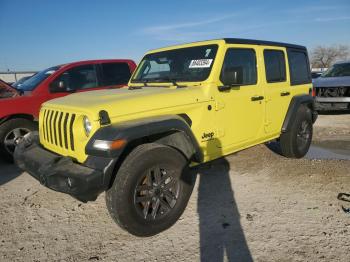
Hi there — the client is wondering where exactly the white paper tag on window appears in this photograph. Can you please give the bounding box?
[189,59,213,68]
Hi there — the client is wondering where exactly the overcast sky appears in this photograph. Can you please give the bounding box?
[0,0,349,71]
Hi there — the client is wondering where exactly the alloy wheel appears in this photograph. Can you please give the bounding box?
[4,128,30,155]
[134,166,180,220]
[296,120,311,151]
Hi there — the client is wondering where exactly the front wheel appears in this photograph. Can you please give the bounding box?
[0,118,37,162]
[279,106,313,158]
[106,143,196,237]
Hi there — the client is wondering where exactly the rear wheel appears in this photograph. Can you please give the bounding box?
[279,106,313,158]
[0,118,37,162]
[106,143,195,237]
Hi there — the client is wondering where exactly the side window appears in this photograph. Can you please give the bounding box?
[101,63,131,86]
[288,50,311,85]
[264,50,286,83]
[220,48,257,85]
[51,64,98,92]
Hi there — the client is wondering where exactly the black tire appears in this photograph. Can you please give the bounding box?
[279,106,313,158]
[106,143,195,237]
[0,118,37,162]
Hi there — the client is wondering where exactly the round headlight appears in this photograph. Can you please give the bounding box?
[83,116,92,136]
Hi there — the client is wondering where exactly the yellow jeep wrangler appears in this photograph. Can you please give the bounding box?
[15,38,317,236]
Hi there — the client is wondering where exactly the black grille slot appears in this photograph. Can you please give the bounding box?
[69,114,76,151]
[58,112,64,147]
[42,110,47,141]
[45,110,50,143]
[53,111,59,145]
[63,113,69,149]
[49,110,54,144]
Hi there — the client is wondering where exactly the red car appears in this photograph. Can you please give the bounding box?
[0,59,136,161]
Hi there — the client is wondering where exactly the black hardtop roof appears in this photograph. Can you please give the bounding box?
[223,38,307,50]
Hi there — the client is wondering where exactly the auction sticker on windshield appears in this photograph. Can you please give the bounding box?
[189,59,213,68]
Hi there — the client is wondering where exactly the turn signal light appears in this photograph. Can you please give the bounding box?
[93,139,127,151]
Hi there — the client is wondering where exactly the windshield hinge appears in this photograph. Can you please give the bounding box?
[128,85,143,90]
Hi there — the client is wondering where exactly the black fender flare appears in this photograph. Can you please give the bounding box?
[281,94,317,133]
[85,115,203,163]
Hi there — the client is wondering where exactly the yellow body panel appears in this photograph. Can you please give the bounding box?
[39,39,311,164]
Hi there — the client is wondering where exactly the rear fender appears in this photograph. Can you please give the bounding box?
[282,94,317,133]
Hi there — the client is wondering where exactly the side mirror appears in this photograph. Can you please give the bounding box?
[221,66,243,85]
[49,80,69,93]
[219,66,243,91]
[58,81,65,89]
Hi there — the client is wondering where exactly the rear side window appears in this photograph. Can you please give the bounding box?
[101,63,131,86]
[220,48,257,85]
[264,50,286,83]
[288,50,311,85]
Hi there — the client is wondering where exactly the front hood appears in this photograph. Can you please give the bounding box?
[313,76,350,88]
[44,86,210,120]
[0,80,19,98]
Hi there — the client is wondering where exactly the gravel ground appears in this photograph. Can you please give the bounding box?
[0,113,349,262]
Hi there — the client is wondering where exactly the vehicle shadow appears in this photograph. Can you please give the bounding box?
[0,158,22,186]
[196,140,253,262]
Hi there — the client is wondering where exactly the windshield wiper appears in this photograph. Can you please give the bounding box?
[150,78,187,88]
[130,78,188,89]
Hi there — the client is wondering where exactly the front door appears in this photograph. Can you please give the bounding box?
[48,64,99,98]
[215,46,265,152]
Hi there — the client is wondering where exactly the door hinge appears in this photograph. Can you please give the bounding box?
[215,101,225,111]
[264,121,272,126]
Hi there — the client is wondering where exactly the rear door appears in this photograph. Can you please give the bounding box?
[262,48,291,134]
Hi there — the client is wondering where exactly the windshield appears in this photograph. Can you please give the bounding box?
[12,76,33,88]
[132,45,218,83]
[18,66,60,91]
[322,63,350,77]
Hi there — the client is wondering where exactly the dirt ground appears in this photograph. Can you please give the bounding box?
[1,113,349,262]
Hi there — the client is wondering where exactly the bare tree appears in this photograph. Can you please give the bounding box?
[310,45,349,68]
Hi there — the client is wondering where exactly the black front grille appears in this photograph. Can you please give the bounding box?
[316,86,350,97]
[42,109,76,151]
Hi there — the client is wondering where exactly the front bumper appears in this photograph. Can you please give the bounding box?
[315,97,350,110]
[14,132,115,202]
[315,97,350,103]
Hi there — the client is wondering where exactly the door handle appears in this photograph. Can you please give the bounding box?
[280,91,290,96]
[251,95,264,101]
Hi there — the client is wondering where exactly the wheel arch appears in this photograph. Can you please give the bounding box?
[0,114,35,125]
[282,94,317,133]
[86,114,202,162]
[85,115,202,189]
